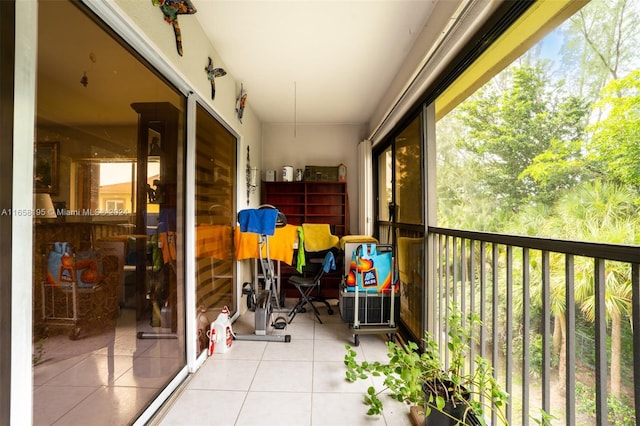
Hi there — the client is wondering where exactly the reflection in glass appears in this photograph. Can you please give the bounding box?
[394,117,422,225]
[396,229,424,342]
[33,1,186,423]
[376,146,393,244]
[194,104,236,355]
[375,115,424,346]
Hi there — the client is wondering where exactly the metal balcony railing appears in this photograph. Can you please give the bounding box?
[428,227,640,425]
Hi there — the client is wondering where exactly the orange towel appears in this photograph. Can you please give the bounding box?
[159,231,177,263]
[196,224,232,259]
[265,224,299,265]
[234,225,299,265]
[234,227,260,260]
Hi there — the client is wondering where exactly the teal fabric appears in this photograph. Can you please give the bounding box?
[323,251,336,273]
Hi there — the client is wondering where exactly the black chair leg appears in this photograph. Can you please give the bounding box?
[287,296,304,323]
[306,297,323,323]
[288,285,323,324]
[308,286,334,315]
[317,298,334,315]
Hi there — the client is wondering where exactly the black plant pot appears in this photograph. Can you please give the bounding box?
[424,401,482,426]
[422,381,483,426]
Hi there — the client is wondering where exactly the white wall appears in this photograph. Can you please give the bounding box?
[109,2,377,234]
[261,123,366,234]
[106,4,370,277]
[111,1,262,208]
[109,0,264,288]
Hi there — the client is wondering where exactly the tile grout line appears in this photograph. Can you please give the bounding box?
[234,329,270,425]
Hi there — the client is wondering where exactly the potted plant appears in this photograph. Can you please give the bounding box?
[344,302,509,425]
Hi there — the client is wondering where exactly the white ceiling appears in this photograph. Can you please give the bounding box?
[37,1,465,129]
[194,1,444,125]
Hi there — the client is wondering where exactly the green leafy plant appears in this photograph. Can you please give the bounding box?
[576,382,635,426]
[530,408,557,425]
[344,302,509,425]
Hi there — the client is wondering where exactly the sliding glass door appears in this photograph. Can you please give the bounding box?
[194,103,237,355]
[33,2,186,423]
[374,114,425,343]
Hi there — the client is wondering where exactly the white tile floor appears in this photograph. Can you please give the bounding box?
[154,300,412,426]
[33,308,183,426]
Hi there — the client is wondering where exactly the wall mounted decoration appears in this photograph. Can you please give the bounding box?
[79,52,96,87]
[35,141,59,194]
[151,0,197,56]
[235,83,247,123]
[205,57,227,100]
[245,146,257,205]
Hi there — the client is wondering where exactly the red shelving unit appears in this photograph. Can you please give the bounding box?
[261,181,348,236]
[261,181,348,299]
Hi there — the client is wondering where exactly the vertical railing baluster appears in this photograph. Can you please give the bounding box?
[565,255,576,426]
[479,241,487,410]
[632,263,640,426]
[461,238,467,315]
[480,241,487,362]
[437,234,444,349]
[506,245,513,424]
[453,236,458,306]
[522,248,530,426]
[445,235,451,366]
[469,239,475,382]
[436,233,441,339]
[460,238,468,374]
[491,243,499,426]
[594,258,608,425]
[441,234,447,352]
[445,235,450,302]
[542,250,550,415]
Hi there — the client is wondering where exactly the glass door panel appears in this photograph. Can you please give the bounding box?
[194,103,236,355]
[374,114,425,345]
[394,118,423,225]
[377,146,393,244]
[33,2,186,423]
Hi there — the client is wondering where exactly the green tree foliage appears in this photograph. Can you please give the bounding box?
[587,71,640,190]
[556,180,638,398]
[561,0,640,101]
[520,96,592,202]
[435,0,640,417]
[452,63,590,216]
[436,116,504,230]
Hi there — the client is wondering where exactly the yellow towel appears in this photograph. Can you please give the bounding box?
[302,223,339,252]
[339,235,378,251]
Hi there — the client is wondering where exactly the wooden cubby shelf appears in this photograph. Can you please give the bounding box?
[261,181,348,236]
[261,181,348,299]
